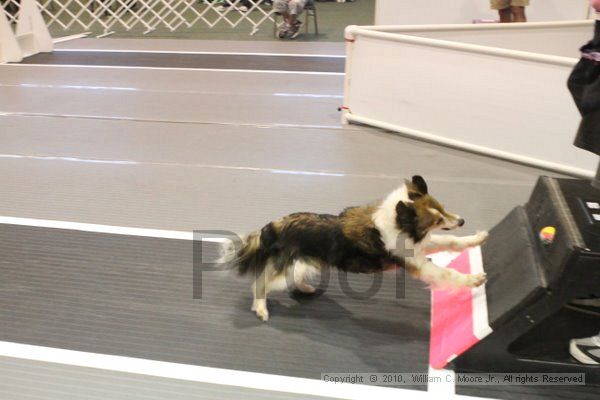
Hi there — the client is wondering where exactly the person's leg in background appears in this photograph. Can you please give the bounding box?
[510,0,529,22]
[273,0,307,39]
[286,0,308,39]
[499,7,513,22]
[273,0,291,38]
[511,6,526,22]
[491,0,512,22]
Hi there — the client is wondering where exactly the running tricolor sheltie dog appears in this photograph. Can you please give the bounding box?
[225,176,488,321]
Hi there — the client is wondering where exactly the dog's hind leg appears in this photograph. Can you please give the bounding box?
[251,261,288,322]
[290,260,319,294]
[424,231,488,254]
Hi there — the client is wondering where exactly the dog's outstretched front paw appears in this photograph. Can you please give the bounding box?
[472,231,489,246]
[465,272,487,288]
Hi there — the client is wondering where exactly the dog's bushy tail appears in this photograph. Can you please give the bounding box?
[221,230,271,276]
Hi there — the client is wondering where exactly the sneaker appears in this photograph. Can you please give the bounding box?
[289,20,303,39]
[277,24,290,39]
[214,1,230,12]
[569,334,600,365]
[238,5,248,12]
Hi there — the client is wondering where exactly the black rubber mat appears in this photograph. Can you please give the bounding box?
[0,224,429,389]
[18,51,345,73]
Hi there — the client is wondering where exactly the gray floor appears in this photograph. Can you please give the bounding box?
[0,65,342,127]
[0,38,581,399]
[0,357,332,400]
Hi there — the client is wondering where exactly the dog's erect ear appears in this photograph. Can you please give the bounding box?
[405,176,427,200]
[411,175,428,195]
[408,190,423,201]
[396,201,416,224]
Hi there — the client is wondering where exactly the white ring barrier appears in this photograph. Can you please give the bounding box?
[15,0,53,57]
[0,6,22,63]
[0,0,53,63]
[342,21,597,178]
[349,20,594,58]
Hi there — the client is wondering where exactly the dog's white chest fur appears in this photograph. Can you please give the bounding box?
[372,184,417,254]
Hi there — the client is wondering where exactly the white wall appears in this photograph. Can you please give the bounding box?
[375,0,591,25]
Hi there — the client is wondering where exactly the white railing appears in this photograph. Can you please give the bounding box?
[1,0,277,36]
[342,21,597,178]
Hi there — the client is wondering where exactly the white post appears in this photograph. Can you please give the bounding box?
[0,9,23,63]
[15,0,53,57]
[341,25,357,125]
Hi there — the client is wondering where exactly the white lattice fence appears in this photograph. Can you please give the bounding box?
[1,0,276,36]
